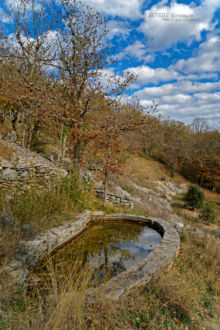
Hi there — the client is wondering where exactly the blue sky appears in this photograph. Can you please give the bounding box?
[1,0,220,128]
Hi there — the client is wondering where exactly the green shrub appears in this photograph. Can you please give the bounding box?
[0,213,14,227]
[184,185,204,209]
[200,202,216,223]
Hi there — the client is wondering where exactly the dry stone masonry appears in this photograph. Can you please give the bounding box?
[0,140,67,189]
[95,188,134,208]
[5,211,91,280]
[88,213,181,301]
[5,211,181,302]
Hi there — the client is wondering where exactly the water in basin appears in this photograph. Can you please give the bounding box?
[37,221,162,287]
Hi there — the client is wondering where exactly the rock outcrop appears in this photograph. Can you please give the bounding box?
[95,188,134,208]
[0,140,67,189]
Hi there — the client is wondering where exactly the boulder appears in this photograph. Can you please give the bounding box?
[1,168,17,180]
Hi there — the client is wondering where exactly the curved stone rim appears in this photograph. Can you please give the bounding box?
[87,214,180,301]
[5,211,180,301]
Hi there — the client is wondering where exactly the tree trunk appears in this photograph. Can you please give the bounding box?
[27,126,33,149]
[22,126,26,147]
[73,140,81,169]
[61,124,68,161]
[102,168,108,208]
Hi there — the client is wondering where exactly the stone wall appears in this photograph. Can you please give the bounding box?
[88,213,180,301]
[0,163,67,189]
[5,211,181,302]
[0,140,67,189]
[95,188,134,209]
[5,211,91,280]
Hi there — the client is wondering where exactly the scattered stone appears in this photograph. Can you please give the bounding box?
[1,168,17,180]
[184,225,220,242]
[6,131,17,143]
[172,222,184,233]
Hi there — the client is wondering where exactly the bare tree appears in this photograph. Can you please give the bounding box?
[1,0,56,147]
[190,117,209,134]
[50,0,134,166]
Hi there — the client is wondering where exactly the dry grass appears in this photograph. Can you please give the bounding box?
[0,118,13,140]
[173,191,220,236]
[0,154,219,329]
[1,230,219,329]
[0,140,15,161]
[202,188,220,202]
[154,232,220,316]
[124,156,187,185]
[0,172,92,231]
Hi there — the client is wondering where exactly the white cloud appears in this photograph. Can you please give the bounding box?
[140,0,219,50]
[179,72,218,81]
[133,81,220,126]
[106,20,130,40]
[116,41,154,62]
[122,62,218,87]
[124,65,179,85]
[0,8,10,23]
[123,64,218,87]
[135,81,220,98]
[172,33,220,73]
[6,0,42,11]
[84,0,143,19]
[194,92,220,102]
[97,68,127,91]
[162,94,192,104]
[118,60,219,89]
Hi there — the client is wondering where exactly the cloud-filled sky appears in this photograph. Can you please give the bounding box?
[1,0,220,128]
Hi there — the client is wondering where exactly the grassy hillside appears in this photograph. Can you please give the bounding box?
[124,155,187,184]
[0,0,219,326]
[0,142,220,329]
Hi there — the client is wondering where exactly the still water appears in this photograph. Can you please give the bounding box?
[37,221,162,287]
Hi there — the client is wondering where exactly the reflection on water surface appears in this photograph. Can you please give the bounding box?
[37,221,162,287]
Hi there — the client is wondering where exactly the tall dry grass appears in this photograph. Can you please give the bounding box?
[0,168,219,329]
[0,171,88,229]
[0,230,219,329]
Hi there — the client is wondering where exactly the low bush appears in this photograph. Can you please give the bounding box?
[184,184,204,209]
[200,202,216,223]
[0,213,14,227]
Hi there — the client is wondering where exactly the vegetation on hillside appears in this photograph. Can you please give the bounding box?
[0,0,219,192]
[0,228,219,329]
[184,185,205,210]
[0,1,219,329]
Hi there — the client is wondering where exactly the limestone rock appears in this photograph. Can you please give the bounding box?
[1,168,17,180]
[6,131,17,143]
[0,139,68,188]
[91,211,105,218]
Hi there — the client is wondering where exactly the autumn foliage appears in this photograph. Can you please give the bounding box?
[0,0,219,193]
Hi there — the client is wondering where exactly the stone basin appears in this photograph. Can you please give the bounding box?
[36,220,162,289]
[6,211,180,301]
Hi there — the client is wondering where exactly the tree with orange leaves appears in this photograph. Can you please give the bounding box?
[88,103,147,206]
[48,0,135,166]
[0,0,57,147]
